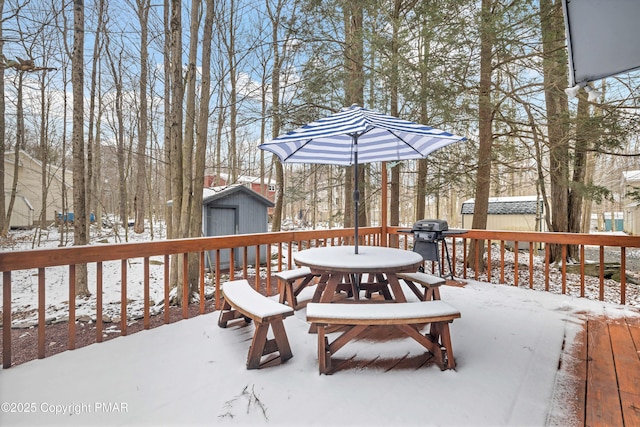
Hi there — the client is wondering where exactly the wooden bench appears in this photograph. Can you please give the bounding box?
[218,279,294,369]
[397,271,446,301]
[274,267,317,309]
[306,301,460,374]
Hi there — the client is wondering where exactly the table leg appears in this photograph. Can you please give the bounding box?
[386,273,407,303]
[320,273,344,303]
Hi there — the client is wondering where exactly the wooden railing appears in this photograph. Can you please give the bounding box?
[2,226,639,369]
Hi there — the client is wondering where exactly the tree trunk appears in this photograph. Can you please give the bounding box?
[87,0,104,233]
[72,0,90,296]
[0,0,6,236]
[163,0,173,240]
[38,71,48,229]
[106,45,127,236]
[540,0,570,262]
[343,1,364,236]
[168,0,185,295]
[567,93,590,259]
[467,0,494,272]
[267,0,286,232]
[134,0,150,234]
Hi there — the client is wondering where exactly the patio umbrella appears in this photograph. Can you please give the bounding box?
[259,104,466,254]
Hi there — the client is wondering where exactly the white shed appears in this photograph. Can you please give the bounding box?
[461,196,545,232]
[4,193,34,228]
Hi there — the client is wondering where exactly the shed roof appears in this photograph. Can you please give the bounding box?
[461,196,542,215]
[203,184,274,207]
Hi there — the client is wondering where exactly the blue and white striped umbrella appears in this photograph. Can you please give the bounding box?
[259,104,466,254]
[259,104,466,166]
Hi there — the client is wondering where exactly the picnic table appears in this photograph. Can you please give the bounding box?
[293,245,424,303]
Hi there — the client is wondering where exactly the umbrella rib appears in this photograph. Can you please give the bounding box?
[385,130,423,156]
[284,138,314,161]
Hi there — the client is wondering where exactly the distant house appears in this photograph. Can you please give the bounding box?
[461,196,546,232]
[3,150,72,228]
[622,170,640,235]
[205,173,276,213]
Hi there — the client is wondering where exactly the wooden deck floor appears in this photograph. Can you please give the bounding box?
[569,314,640,427]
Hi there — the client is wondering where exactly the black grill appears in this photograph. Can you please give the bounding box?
[404,219,466,278]
[410,219,449,263]
[411,219,449,243]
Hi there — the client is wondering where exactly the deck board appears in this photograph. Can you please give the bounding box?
[577,315,640,427]
[586,319,624,427]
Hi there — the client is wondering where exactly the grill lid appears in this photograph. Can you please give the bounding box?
[411,219,449,232]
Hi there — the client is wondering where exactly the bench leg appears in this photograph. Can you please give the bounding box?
[424,286,441,301]
[293,275,315,299]
[402,279,426,301]
[218,300,251,328]
[246,320,293,369]
[317,324,331,374]
[278,280,296,308]
[271,319,293,362]
[430,321,455,369]
[247,323,270,369]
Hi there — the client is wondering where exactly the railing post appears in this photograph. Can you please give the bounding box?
[199,252,205,315]
[514,242,519,287]
[487,243,492,282]
[580,246,585,297]
[500,241,505,284]
[621,247,626,305]
[121,259,128,335]
[145,257,151,327]
[182,253,189,319]
[38,268,45,359]
[214,250,221,310]
[598,246,605,301]
[529,242,534,289]
[266,244,272,295]
[97,262,104,341]
[69,265,76,350]
[3,271,12,368]
[164,254,170,323]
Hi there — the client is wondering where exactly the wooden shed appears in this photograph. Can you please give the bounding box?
[202,184,274,271]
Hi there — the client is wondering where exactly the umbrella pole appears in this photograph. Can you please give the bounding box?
[353,135,359,255]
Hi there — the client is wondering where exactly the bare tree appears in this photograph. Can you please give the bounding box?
[72,0,90,296]
[133,0,150,234]
[105,35,128,235]
[264,0,290,232]
[177,0,202,302]
[0,0,7,235]
[188,0,214,296]
[87,0,106,231]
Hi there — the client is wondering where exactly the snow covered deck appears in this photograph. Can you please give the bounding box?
[1,280,638,426]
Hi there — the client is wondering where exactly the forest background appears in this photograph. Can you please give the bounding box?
[0,0,639,297]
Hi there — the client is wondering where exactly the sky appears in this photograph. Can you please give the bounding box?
[2,275,639,426]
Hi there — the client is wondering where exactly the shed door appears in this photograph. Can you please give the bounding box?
[207,206,238,270]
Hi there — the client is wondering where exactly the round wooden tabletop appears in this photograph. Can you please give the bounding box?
[293,245,424,274]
